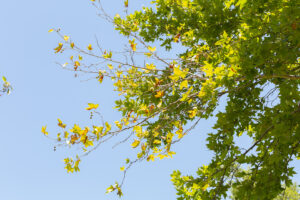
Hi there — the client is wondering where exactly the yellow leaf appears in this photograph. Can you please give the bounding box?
[87,44,93,51]
[70,124,82,134]
[2,76,7,82]
[180,86,193,101]
[153,147,162,154]
[147,46,156,52]
[169,66,188,81]
[116,70,122,77]
[129,39,136,51]
[74,61,80,69]
[57,133,61,141]
[155,91,164,98]
[236,0,247,9]
[74,61,80,66]
[64,131,69,139]
[98,72,104,83]
[117,186,123,197]
[248,125,253,132]
[54,43,63,53]
[131,139,140,148]
[166,132,174,143]
[175,67,188,78]
[192,183,200,190]
[141,143,147,151]
[114,121,123,129]
[175,127,184,139]
[238,131,243,137]
[83,139,93,148]
[181,0,190,8]
[202,184,209,191]
[198,89,205,98]
[167,151,176,157]
[70,42,74,49]
[63,35,69,42]
[146,63,156,70]
[120,166,125,171]
[173,33,180,43]
[131,43,136,51]
[105,122,111,132]
[147,154,155,162]
[85,103,99,110]
[158,154,168,160]
[108,64,113,69]
[179,80,188,89]
[133,126,143,137]
[78,55,83,61]
[144,52,152,57]
[57,118,66,128]
[41,126,48,136]
[153,139,161,145]
[103,51,112,59]
[188,108,197,118]
[48,29,54,33]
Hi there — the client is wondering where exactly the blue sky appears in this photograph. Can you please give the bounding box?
[0,1,299,200]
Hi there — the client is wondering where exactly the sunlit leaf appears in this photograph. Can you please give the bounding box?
[87,44,93,51]
[54,43,63,53]
[147,46,156,52]
[63,35,69,42]
[124,0,128,7]
[131,139,140,148]
[179,80,188,89]
[41,126,48,136]
[155,91,164,98]
[85,103,99,110]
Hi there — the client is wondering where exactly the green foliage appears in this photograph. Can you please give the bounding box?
[46,0,300,199]
[230,169,300,199]
[274,182,300,200]
[232,182,300,200]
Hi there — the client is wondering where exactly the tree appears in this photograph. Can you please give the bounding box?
[44,0,300,199]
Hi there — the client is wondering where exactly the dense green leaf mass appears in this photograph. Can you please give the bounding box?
[273,182,300,200]
[114,0,300,199]
[231,180,300,200]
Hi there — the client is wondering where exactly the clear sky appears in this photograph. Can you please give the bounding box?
[0,1,299,200]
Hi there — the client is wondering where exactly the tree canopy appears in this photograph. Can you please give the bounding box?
[44,0,300,199]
